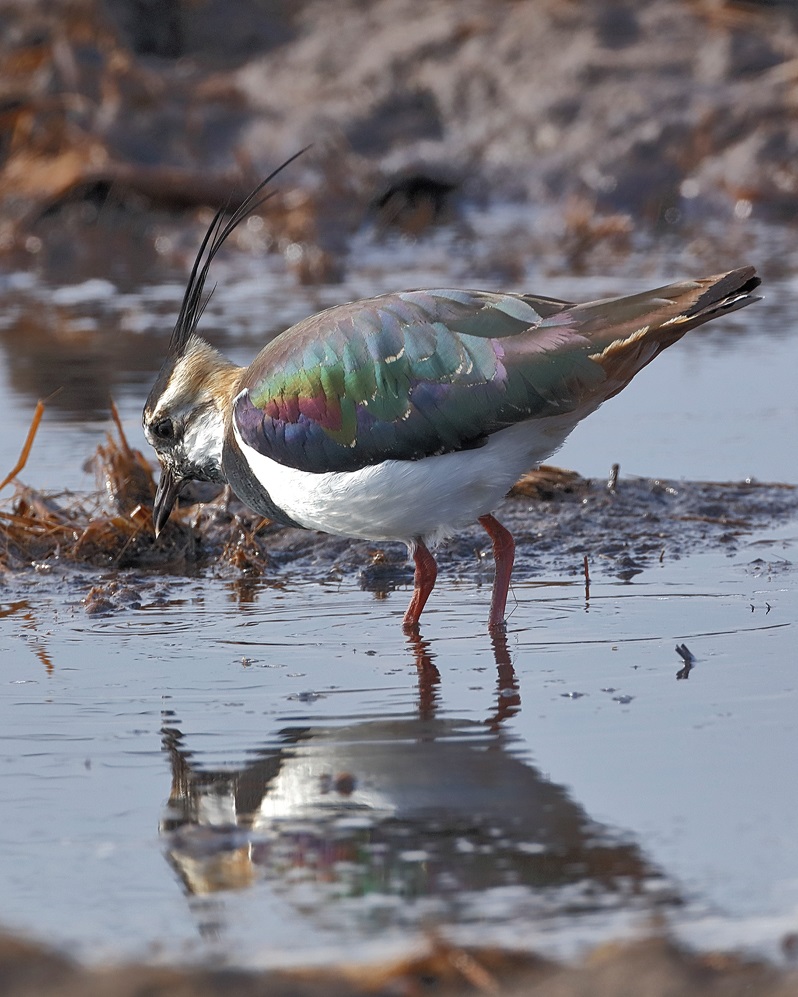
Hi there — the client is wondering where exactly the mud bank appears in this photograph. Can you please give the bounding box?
[2,931,798,997]
[2,432,796,603]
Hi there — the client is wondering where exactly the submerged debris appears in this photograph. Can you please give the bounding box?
[0,467,193,572]
[0,402,212,571]
[0,401,193,570]
[508,464,586,500]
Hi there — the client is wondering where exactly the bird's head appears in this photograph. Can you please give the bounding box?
[142,147,309,536]
[143,336,240,535]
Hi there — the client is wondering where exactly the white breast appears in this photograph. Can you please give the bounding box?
[233,410,586,545]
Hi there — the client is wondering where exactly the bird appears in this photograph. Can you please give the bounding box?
[143,155,761,631]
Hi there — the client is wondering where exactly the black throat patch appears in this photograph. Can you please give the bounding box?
[222,431,306,530]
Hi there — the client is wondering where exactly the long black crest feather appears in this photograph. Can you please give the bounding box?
[168,146,311,358]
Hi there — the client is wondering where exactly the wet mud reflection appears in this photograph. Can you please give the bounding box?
[160,631,676,940]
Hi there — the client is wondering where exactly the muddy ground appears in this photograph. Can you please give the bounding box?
[3,931,798,997]
[3,435,796,609]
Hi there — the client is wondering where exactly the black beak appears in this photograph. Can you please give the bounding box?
[153,466,182,537]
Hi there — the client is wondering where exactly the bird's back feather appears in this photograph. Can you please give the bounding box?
[231,269,760,475]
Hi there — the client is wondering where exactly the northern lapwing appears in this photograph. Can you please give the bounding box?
[143,157,761,630]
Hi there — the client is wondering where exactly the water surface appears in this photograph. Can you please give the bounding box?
[2,527,796,965]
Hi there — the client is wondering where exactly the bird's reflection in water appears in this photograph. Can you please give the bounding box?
[406,628,520,730]
[160,631,677,940]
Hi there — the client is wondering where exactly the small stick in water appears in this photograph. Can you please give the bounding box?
[109,397,133,456]
[675,643,695,680]
[0,399,46,493]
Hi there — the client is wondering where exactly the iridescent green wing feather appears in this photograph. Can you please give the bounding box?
[232,272,759,474]
[232,288,594,472]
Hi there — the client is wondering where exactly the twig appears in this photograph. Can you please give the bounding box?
[583,553,590,602]
[677,514,751,528]
[0,400,46,493]
[446,947,500,995]
[109,397,133,457]
[675,642,695,680]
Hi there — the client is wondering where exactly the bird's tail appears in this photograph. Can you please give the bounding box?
[570,266,761,401]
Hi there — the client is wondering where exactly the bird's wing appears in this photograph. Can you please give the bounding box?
[232,288,583,473]
[232,272,758,473]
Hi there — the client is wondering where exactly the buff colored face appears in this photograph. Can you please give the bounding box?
[143,336,240,532]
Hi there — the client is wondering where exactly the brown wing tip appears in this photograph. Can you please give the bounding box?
[691,266,761,318]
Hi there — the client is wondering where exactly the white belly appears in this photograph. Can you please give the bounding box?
[233,412,584,545]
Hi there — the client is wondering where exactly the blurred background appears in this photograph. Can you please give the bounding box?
[3,0,798,276]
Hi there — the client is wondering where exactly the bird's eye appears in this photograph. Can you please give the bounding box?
[153,418,174,441]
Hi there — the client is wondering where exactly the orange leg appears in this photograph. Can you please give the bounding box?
[479,514,515,629]
[403,540,438,630]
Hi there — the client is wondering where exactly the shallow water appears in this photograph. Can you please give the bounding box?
[1,215,797,966]
[2,530,796,966]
